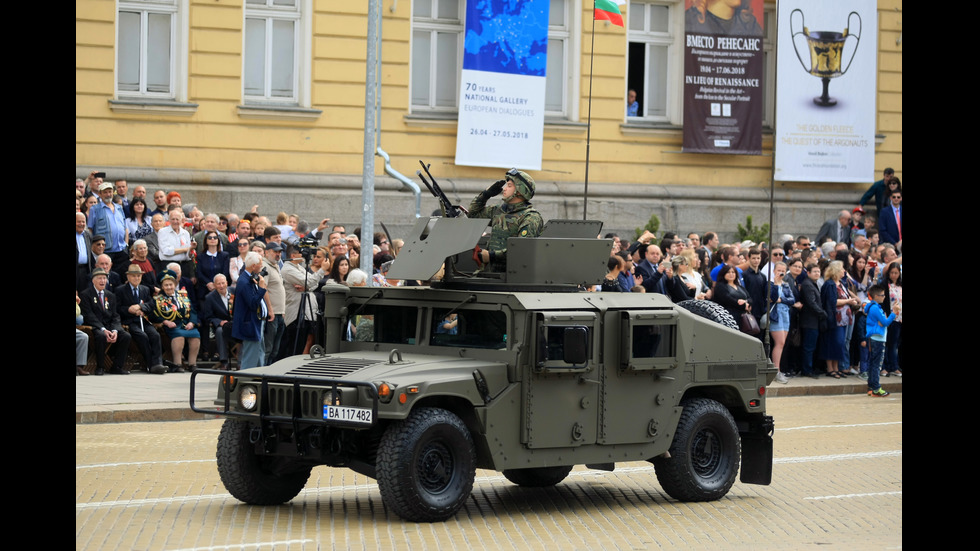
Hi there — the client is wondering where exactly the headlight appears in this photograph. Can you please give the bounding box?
[239,385,258,411]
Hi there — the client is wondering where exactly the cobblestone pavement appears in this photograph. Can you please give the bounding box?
[75,394,902,550]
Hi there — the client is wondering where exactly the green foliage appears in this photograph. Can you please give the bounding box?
[634,213,661,240]
[735,215,770,245]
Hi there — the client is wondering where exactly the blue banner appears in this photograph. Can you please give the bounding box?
[455,0,549,170]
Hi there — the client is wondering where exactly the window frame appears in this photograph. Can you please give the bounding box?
[535,312,597,373]
[115,0,188,102]
[620,311,678,371]
[626,0,683,125]
[242,0,312,107]
[410,0,465,113]
[544,0,580,120]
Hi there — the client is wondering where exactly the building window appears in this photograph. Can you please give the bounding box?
[117,0,181,99]
[545,0,578,119]
[411,0,464,112]
[626,0,682,123]
[243,0,308,105]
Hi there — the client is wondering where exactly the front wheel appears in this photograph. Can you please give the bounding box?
[377,408,476,522]
[652,398,740,501]
[216,419,312,505]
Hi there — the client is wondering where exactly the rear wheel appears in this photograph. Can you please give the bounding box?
[653,398,740,501]
[502,466,573,487]
[216,419,312,505]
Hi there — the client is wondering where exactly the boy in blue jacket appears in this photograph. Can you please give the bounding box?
[864,284,899,397]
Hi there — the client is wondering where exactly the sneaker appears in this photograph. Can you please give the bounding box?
[775,372,789,384]
[869,388,890,397]
[892,370,902,377]
[858,372,869,380]
[848,368,860,375]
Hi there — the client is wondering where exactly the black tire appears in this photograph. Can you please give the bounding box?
[653,398,740,501]
[216,419,312,505]
[377,407,476,522]
[502,466,573,487]
[677,299,739,331]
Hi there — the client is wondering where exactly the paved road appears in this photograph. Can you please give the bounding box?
[75,394,902,550]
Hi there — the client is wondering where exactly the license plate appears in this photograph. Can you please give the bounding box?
[324,405,373,425]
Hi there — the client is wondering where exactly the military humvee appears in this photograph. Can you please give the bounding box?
[191,216,775,523]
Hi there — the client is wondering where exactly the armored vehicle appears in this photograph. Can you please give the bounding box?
[191,215,775,523]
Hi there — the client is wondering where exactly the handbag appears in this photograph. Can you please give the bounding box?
[739,312,761,335]
[787,326,801,346]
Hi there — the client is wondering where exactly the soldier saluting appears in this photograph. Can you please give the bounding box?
[468,168,543,272]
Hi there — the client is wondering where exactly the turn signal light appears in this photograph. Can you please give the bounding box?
[378,383,393,403]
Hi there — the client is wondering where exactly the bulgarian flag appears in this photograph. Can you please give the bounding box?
[594,0,624,27]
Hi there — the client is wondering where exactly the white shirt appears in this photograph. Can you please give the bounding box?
[158,226,192,261]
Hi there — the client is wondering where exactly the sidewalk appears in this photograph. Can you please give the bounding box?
[75,368,903,424]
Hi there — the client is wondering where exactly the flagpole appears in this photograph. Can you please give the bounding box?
[583,2,597,221]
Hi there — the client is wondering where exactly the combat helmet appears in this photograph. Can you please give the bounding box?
[506,168,535,200]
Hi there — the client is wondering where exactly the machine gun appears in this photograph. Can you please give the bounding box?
[417,160,466,219]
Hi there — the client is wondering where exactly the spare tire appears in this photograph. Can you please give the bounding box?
[676,300,739,331]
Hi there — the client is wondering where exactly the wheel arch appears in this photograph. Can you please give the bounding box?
[679,385,748,417]
[408,394,493,469]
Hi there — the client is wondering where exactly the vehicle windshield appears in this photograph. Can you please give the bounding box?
[346,305,418,345]
[430,308,507,349]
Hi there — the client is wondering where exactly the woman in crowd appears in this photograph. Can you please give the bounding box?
[311,246,331,275]
[328,255,350,285]
[196,230,230,303]
[881,262,902,377]
[678,249,708,299]
[848,252,872,376]
[348,245,361,271]
[129,239,157,289]
[126,197,153,245]
[778,257,805,374]
[81,194,99,217]
[147,270,201,372]
[769,262,795,384]
[668,255,696,302]
[228,237,251,285]
[820,260,857,379]
[799,263,826,378]
[601,256,625,292]
[712,264,752,324]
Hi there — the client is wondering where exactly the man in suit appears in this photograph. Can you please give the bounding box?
[878,189,903,245]
[203,273,235,370]
[117,264,167,374]
[76,212,93,292]
[634,243,669,295]
[816,210,853,247]
[233,252,270,369]
[80,268,132,375]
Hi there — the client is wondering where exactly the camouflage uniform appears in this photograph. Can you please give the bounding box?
[468,171,543,272]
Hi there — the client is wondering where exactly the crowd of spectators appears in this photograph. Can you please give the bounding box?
[594,166,903,392]
[76,170,401,374]
[76,167,903,388]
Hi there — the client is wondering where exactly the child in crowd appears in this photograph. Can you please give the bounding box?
[863,284,899,397]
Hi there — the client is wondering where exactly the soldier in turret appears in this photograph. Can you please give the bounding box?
[468,168,544,272]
